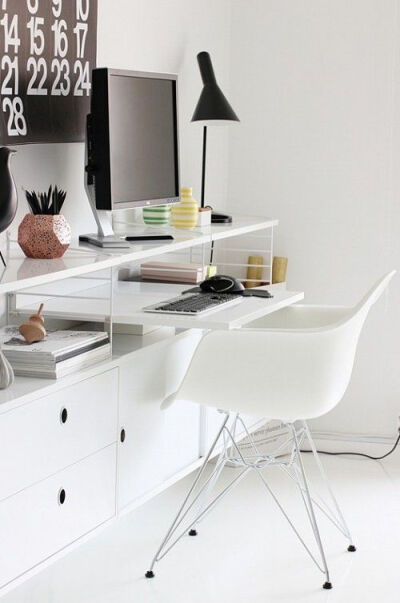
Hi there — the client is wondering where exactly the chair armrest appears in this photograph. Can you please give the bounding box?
[245,304,351,330]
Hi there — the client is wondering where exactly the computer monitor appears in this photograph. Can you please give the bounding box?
[81,68,180,247]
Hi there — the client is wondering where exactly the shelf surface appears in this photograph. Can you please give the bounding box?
[0,215,278,295]
[16,281,304,331]
[0,327,179,415]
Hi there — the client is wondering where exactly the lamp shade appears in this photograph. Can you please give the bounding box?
[191,52,239,123]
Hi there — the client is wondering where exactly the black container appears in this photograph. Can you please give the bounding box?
[0,147,17,267]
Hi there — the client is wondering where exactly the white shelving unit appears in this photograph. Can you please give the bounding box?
[0,215,302,595]
[1,215,278,294]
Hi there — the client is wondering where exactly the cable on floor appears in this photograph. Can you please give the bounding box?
[301,433,400,461]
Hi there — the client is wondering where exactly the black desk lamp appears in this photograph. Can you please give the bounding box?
[192,51,239,224]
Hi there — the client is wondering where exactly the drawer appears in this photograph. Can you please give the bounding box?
[0,444,116,588]
[0,369,118,501]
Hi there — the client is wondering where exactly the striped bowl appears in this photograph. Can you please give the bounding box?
[142,205,171,226]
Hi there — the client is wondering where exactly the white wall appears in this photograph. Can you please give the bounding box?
[228,0,400,438]
[6,0,233,238]
[3,1,398,440]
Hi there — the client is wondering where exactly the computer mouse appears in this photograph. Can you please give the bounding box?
[200,274,245,294]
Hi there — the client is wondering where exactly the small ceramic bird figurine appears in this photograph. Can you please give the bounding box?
[0,147,17,267]
[19,304,47,344]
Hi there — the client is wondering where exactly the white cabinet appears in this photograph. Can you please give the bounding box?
[0,445,116,589]
[0,213,283,594]
[117,331,202,509]
[0,369,118,501]
[0,330,263,591]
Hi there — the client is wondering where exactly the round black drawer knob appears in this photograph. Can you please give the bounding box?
[58,488,66,505]
[120,428,126,443]
[60,408,68,424]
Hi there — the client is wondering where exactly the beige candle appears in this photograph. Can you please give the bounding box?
[245,255,264,288]
[272,256,288,284]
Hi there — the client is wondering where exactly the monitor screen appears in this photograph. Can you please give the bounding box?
[109,74,178,205]
[89,68,179,210]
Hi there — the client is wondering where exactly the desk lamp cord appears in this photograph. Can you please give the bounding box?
[301,433,400,461]
[239,429,400,461]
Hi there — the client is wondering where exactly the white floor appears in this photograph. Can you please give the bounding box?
[2,449,399,603]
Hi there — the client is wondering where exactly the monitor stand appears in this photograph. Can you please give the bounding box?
[80,130,130,248]
[79,210,130,248]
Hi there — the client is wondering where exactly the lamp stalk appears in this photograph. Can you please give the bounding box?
[200,126,207,209]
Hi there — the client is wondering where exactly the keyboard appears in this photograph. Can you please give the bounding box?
[143,292,242,316]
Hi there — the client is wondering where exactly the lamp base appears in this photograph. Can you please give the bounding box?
[211,211,232,224]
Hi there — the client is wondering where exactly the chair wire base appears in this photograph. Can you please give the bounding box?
[146,413,355,589]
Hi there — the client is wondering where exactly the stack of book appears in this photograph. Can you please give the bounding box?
[0,327,110,379]
[140,261,207,284]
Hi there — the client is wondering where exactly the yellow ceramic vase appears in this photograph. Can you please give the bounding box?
[171,187,199,229]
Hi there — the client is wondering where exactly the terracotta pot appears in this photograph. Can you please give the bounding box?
[18,214,71,259]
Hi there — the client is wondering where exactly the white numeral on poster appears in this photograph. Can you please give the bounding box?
[0,0,96,140]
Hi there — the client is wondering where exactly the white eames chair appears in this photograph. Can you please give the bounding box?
[146,271,396,590]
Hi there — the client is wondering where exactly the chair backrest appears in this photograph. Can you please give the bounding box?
[172,271,396,421]
[353,270,395,316]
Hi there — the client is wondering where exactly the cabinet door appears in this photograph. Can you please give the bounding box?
[0,445,116,588]
[118,331,202,510]
[0,369,118,501]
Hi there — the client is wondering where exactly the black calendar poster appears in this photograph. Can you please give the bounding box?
[0,0,97,144]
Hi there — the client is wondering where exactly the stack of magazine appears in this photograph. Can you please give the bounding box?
[0,327,110,379]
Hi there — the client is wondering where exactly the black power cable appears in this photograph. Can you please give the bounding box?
[301,433,400,461]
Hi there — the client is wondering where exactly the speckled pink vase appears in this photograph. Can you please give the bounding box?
[18,214,71,259]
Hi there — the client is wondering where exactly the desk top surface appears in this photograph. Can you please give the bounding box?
[0,215,278,295]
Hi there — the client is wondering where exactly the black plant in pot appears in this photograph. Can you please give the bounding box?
[25,186,67,215]
[18,185,71,259]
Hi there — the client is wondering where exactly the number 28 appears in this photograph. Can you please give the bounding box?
[2,97,27,136]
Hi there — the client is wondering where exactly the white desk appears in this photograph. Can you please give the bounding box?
[0,214,302,594]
